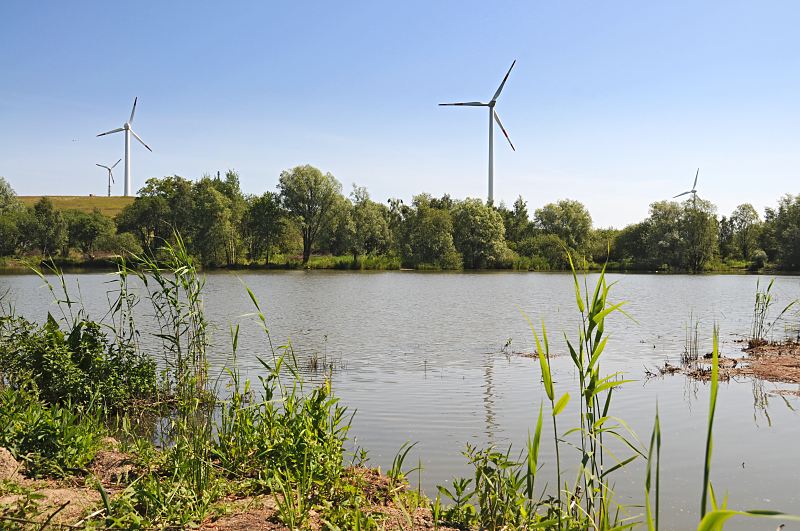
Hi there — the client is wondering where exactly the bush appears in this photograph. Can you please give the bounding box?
[0,386,104,477]
[0,216,19,256]
[517,234,571,269]
[750,248,768,270]
[96,231,144,256]
[0,314,157,409]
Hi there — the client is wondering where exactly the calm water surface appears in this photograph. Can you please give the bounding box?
[3,271,800,530]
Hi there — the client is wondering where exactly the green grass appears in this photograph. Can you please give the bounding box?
[17,195,134,217]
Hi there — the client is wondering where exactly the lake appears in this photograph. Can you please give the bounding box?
[2,270,800,530]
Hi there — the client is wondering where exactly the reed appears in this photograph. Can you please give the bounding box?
[683,311,701,363]
[749,278,795,347]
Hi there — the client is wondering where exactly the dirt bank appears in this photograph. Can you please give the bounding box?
[661,340,800,386]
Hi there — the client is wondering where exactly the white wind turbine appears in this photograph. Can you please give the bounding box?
[97,98,152,197]
[96,159,122,197]
[440,60,517,204]
[673,168,700,207]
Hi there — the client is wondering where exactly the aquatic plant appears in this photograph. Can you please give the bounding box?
[683,311,701,363]
[749,278,795,347]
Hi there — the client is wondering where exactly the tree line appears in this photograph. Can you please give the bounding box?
[1,169,799,272]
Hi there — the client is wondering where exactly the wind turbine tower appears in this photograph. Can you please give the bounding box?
[440,61,517,203]
[96,159,122,197]
[97,98,152,196]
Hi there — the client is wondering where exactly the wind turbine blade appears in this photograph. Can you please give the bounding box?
[491,60,516,102]
[110,172,115,183]
[673,191,692,198]
[439,101,488,106]
[693,168,699,190]
[129,97,138,124]
[111,158,122,169]
[130,129,152,152]
[96,163,107,169]
[97,127,124,137]
[493,110,515,151]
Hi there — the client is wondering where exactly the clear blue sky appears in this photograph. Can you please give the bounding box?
[1,1,799,227]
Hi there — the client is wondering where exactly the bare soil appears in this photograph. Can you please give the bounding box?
[0,447,23,483]
[662,340,800,386]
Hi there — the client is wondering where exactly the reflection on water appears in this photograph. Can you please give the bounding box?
[483,353,497,442]
[2,270,800,530]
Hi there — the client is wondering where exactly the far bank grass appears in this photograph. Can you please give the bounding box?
[17,195,134,217]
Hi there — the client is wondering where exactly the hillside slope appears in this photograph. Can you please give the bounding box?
[18,196,134,217]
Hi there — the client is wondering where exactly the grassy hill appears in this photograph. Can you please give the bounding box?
[18,196,135,218]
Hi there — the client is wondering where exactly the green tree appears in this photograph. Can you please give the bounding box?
[534,199,593,252]
[770,194,800,268]
[403,194,461,269]
[0,177,22,214]
[138,175,195,238]
[680,198,719,273]
[452,198,508,268]
[278,165,343,264]
[116,195,170,251]
[588,227,621,264]
[729,203,761,261]
[642,201,684,269]
[209,170,247,264]
[499,195,531,245]
[245,191,286,265]
[192,178,236,266]
[614,222,649,267]
[517,233,570,269]
[350,185,390,259]
[319,194,355,256]
[96,231,143,257]
[29,198,67,256]
[0,216,19,256]
[66,209,115,259]
[718,215,736,259]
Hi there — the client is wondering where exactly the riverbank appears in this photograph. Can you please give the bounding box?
[0,254,789,274]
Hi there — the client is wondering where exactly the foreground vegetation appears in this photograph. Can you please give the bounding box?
[1,240,798,529]
[2,171,800,272]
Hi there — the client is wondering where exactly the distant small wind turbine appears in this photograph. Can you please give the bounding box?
[96,159,122,197]
[440,61,517,204]
[673,168,700,206]
[97,98,152,197]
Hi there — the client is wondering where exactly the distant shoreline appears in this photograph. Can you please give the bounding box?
[0,256,794,275]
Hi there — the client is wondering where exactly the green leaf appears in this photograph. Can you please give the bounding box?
[592,301,628,325]
[553,393,570,416]
[590,379,633,398]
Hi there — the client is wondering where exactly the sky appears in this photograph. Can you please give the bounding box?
[1,1,799,228]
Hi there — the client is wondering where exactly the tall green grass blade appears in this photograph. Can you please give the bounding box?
[645,407,661,531]
[700,327,719,519]
[698,509,800,531]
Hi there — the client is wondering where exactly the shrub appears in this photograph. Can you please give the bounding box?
[0,314,157,409]
[0,386,103,477]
